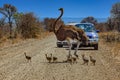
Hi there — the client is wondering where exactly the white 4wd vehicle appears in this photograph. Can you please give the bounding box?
[57,23,99,50]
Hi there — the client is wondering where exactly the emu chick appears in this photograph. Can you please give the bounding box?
[53,57,57,62]
[24,52,31,62]
[90,56,96,65]
[45,54,52,63]
[82,54,89,65]
[51,54,57,62]
[71,57,77,64]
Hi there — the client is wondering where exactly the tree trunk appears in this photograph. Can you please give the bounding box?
[9,21,12,38]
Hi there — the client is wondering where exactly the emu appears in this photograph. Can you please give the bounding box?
[45,54,52,63]
[53,8,88,59]
[51,54,58,62]
[90,56,96,65]
[24,52,31,62]
[81,54,89,65]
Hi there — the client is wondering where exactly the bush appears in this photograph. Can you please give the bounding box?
[81,16,97,25]
[100,32,120,42]
[95,23,108,32]
[19,13,43,38]
[44,18,64,32]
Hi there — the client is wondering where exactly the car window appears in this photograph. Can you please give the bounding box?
[75,24,96,32]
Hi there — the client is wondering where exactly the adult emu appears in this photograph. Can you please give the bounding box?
[53,8,88,59]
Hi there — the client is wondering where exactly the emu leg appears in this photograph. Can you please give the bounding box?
[67,38,72,59]
[68,43,72,59]
[74,41,80,58]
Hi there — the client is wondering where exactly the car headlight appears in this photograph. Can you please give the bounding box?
[93,35,96,38]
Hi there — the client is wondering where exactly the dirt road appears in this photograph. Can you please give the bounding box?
[0,35,119,80]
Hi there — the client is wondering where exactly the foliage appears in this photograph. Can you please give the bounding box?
[0,17,6,38]
[108,2,120,32]
[0,17,6,27]
[13,12,23,33]
[95,22,108,32]
[0,4,17,37]
[19,13,43,38]
[111,2,120,18]
[81,16,97,25]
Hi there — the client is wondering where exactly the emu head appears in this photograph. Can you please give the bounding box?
[59,8,63,12]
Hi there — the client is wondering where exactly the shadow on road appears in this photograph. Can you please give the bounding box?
[55,47,97,51]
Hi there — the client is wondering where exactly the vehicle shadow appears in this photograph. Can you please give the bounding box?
[40,61,71,64]
[55,47,97,50]
[55,46,68,48]
[65,48,96,51]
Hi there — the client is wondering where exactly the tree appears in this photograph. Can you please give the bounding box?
[0,17,6,38]
[95,22,108,32]
[0,17,6,27]
[81,16,97,25]
[0,4,17,37]
[111,2,120,18]
[110,2,120,31]
[19,13,43,38]
[13,12,23,33]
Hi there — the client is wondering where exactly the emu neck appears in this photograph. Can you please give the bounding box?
[45,54,47,57]
[24,53,26,56]
[53,10,63,34]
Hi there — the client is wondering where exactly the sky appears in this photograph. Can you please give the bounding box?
[0,0,120,19]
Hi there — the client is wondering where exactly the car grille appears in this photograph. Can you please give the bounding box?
[63,42,68,45]
[88,35,93,38]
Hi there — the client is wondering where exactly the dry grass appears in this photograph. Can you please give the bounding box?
[35,31,53,39]
[0,31,53,48]
[99,31,120,42]
[99,32,120,78]
[111,43,120,58]
[99,32,120,62]
[0,37,22,48]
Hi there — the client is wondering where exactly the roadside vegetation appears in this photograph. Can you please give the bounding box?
[0,2,120,48]
[0,4,54,47]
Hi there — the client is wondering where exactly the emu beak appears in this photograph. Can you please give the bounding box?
[59,8,63,11]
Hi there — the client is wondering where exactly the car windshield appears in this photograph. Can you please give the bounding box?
[75,24,96,32]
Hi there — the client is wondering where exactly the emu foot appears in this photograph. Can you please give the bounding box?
[67,54,72,59]
[74,54,79,59]
[82,62,88,65]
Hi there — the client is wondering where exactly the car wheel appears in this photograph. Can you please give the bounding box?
[71,44,77,50]
[71,46,75,50]
[94,44,98,50]
[57,44,63,48]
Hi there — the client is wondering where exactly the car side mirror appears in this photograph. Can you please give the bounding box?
[96,30,100,33]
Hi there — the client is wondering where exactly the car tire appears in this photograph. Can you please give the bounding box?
[71,46,75,50]
[57,44,63,48]
[71,44,77,50]
[94,44,98,50]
